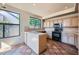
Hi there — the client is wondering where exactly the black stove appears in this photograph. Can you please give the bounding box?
[52,23,63,42]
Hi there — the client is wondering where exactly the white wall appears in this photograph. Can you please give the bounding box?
[0,4,41,46]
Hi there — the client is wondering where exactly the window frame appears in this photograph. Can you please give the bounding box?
[0,9,20,39]
[0,24,3,39]
[29,16,41,29]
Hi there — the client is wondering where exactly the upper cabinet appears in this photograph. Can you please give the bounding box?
[44,21,47,28]
[53,20,58,24]
[46,21,50,27]
[49,20,54,27]
[63,18,71,27]
[58,19,63,24]
[43,15,78,28]
[44,20,50,28]
[44,19,54,28]
[63,16,78,27]
[71,16,78,27]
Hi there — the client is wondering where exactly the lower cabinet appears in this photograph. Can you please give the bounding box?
[62,33,68,44]
[68,34,75,45]
[26,32,39,54]
[74,34,78,49]
[62,33,75,45]
[25,32,47,54]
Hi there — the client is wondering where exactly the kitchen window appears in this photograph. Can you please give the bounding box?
[29,16,41,29]
[0,9,20,38]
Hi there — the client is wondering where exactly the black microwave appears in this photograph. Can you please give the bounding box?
[54,23,63,31]
[54,23,60,28]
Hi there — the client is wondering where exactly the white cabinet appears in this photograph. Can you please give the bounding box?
[25,32,47,54]
[68,34,74,45]
[74,34,78,48]
[46,22,50,27]
[62,37,68,43]
[44,20,50,28]
[62,32,75,45]
[62,33,68,43]
[26,32,39,54]
[44,21,47,27]
[49,20,54,27]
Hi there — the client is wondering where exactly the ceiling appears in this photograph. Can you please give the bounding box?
[7,3,75,18]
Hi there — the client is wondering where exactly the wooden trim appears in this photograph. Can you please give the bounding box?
[63,26,78,28]
[75,3,78,13]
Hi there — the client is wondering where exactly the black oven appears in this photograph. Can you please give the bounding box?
[52,31,61,42]
[52,23,63,42]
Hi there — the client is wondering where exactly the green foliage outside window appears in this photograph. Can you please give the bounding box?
[29,17,41,27]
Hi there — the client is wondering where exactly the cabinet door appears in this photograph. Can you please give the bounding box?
[46,21,50,27]
[58,19,63,24]
[78,35,79,50]
[44,21,50,28]
[27,33,39,54]
[62,33,75,45]
[44,21,47,27]
[50,20,54,27]
[53,20,58,24]
[68,34,75,45]
[71,16,78,27]
[63,19,71,27]
[74,35,78,48]
[62,33,68,43]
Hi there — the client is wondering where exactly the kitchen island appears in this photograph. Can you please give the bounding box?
[25,31,47,54]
